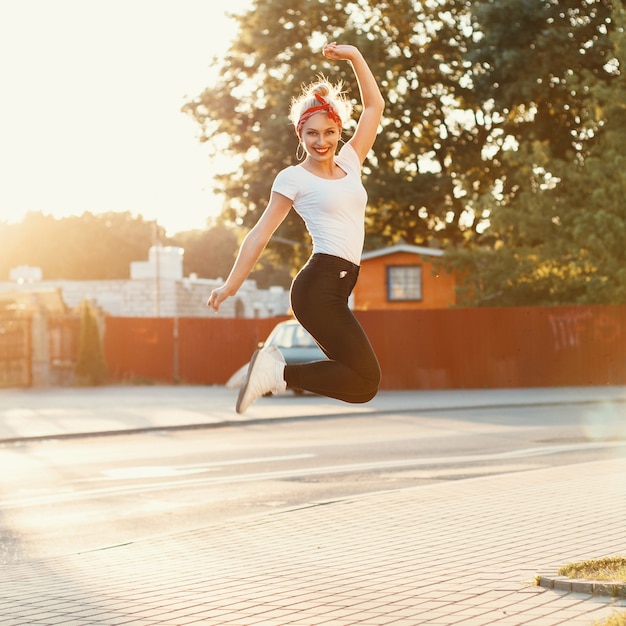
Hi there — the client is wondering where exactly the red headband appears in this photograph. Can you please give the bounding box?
[296,94,342,137]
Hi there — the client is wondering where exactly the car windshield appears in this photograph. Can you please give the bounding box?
[268,323,317,349]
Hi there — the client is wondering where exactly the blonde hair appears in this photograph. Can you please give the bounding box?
[290,77,353,137]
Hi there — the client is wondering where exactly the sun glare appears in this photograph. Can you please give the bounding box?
[0,0,251,236]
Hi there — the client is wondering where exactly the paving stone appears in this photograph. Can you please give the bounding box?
[2,455,626,624]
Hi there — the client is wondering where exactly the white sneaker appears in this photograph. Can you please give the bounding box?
[236,346,286,413]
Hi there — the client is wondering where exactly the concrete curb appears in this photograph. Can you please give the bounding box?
[3,392,626,445]
[538,574,626,598]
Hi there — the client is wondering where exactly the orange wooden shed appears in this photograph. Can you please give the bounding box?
[353,244,456,310]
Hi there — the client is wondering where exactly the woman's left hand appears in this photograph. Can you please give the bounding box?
[322,42,358,62]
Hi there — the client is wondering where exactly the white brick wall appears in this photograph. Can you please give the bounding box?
[0,277,290,319]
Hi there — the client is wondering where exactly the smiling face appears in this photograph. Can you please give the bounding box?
[300,112,341,164]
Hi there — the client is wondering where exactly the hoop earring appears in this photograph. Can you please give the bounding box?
[296,142,306,161]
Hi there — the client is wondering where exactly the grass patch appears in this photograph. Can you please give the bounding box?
[593,611,626,626]
[558,557,626,582]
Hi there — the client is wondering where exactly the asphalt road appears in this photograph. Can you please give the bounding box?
[1,401,625,566]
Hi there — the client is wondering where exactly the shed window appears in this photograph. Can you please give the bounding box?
[387,265,422,301]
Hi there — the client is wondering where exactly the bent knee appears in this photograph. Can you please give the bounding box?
[350,373,381,404]
[358,387,379,403]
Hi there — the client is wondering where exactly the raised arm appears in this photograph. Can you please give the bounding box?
[322,43,385,164]
[207,192,292,312]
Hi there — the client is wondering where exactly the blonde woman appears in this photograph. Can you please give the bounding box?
[208,42,384,413]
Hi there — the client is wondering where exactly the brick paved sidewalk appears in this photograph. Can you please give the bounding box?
[1,458,625,626]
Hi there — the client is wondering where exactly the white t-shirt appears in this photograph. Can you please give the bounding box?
[271,143,367,265]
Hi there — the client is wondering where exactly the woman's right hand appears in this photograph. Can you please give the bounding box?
[207,285,230,313]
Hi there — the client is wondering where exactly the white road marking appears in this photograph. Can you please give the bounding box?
[92,454,316,480]
[2,442,624,509]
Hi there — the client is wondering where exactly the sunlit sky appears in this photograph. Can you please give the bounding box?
[0,0,251,236]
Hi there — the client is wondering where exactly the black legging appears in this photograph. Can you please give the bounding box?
[284,253,381,403]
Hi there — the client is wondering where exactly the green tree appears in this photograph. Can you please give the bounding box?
[173,224,238,279]
[183,0,624,305]
[182,0,497,264]
[0,211,162,280]
[468,0,613,159]
[171,222,293,287]
[446,0,625,305]
[75,299,108,386]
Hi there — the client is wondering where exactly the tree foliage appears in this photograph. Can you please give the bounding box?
[448,0,624,305]
[175,224,238,280]
[184,0,626,306]
[182,0,495,260]
[0,212,240,282]
[0,211,158,280]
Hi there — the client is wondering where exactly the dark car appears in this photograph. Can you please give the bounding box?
[226,319,326,391]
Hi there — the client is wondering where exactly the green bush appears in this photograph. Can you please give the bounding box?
[75,300,108,386]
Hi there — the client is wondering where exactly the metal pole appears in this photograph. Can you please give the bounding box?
[153,221,161,318]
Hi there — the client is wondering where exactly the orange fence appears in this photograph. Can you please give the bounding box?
[104,316,287,385]
[104,305,626,389]
[358,305,626,389]
[175,317,286,385]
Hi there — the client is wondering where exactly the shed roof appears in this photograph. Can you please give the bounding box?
[361,243,444,261]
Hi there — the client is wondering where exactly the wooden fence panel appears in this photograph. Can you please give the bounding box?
[0,314,32,388]
[103,306,626,389]
[104,317,175,383]
[48,315,81,366]
[357,305,626,389]
[47,314,81,386]
[177,317,288,385]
